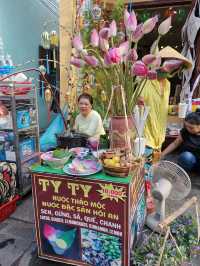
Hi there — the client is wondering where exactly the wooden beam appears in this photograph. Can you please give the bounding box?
[59,0,75,108]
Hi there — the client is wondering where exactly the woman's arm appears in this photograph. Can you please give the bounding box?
[161,134,183,158]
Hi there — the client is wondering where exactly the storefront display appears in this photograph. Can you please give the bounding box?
[32,162,145,266]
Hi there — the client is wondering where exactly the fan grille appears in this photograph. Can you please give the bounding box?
[149,160,191,200]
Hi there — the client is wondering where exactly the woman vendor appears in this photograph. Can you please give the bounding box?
[74,93,105,146]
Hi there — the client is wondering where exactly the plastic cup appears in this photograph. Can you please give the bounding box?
[178,102,188,118]
[133,137,146,157]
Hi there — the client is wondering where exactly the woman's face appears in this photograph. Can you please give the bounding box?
[78,97,92,116]
[184,121,200,135]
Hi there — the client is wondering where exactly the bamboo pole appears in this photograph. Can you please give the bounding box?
[158,197,198,230]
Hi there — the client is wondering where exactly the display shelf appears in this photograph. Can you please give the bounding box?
[0,81,40,195]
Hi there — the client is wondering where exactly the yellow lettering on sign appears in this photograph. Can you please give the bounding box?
[39,179,50,191]
[80,184,92,198]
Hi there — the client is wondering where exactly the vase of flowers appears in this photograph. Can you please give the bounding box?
[71,8,189,149]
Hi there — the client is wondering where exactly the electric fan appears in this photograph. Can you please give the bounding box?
[146,160,191,232]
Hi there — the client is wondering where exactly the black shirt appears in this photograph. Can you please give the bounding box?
[180,128,200,158]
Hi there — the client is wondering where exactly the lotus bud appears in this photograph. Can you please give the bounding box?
[109,20,117,37]
[158,16,172,35]
[161,59,183,72]
[84,55,99,67]
[70,57,85,68]
[143,15,158,34]
[99,27,110,39]
[128,48,138,62]
[104,52,112,65]
[131,61,148,77]
[119,41,129,56]
[124,10,137,32]
[142,55,161,69]
[108,48,121,64]
[142,54,157,65]
[132,24,144,43]
[99,37,109,52]
[72,35,83,52]
[90,29,99,47]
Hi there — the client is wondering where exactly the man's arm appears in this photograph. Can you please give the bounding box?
[161,134,183,158]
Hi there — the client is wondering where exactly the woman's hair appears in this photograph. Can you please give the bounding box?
[185,109,200,125]
[78,93,93,105]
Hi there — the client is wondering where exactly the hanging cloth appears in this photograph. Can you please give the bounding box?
[181,0,200,101]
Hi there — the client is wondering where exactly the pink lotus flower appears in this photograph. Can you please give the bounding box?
[109,20,117,37]
[127,48,138,62]
[84,55,99,67]
[161,59,183,72]
[99,37,109,52]
[72,35,83,52]
[90,29,99,47]
[143,16,158,34]
[70,57,85,68]
[147,70,157,80]
[99,27,110,39]
[131,61,148,77]
[107,48,121,64]
[119,41,129,56]
[158,16,172,35]
[132,24,144,43]
[124,10,137,32]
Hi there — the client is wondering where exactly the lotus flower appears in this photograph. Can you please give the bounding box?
[107,48,121,64]
[109,20,117,37]
[147,70,158,80]
[158,16,172,35]
[132,24,144,43]
[131,61,148,77]
[128,48,138,62]
[43,224,56,241]
[143,16,158,34]
[84,55,99,67]
[99,27,110,39]
[99,37,109,52]
[90,29,99,47]
[124,10,137,32]
[72,35,83,52]
[70,57,85,68]
[161,59,184,72]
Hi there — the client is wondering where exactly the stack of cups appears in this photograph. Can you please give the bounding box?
[178,102,188,119]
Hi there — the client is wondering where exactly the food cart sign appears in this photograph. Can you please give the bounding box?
[32,173,130,266]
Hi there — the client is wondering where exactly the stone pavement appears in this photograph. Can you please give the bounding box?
[0,157,199,266]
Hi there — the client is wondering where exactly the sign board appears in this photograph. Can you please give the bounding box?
[32,169,145,266]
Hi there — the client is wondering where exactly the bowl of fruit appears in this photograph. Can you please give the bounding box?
[100,150,138,177]
[41,149,73,169]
